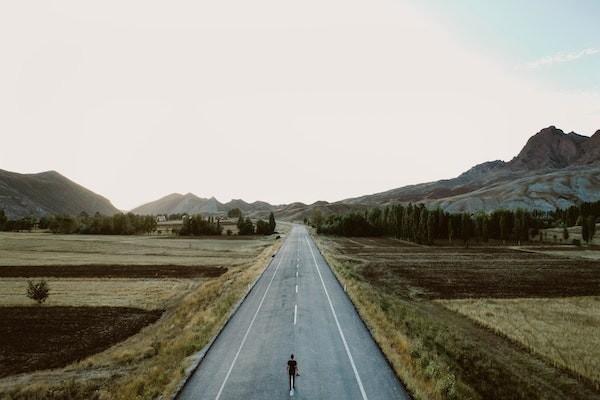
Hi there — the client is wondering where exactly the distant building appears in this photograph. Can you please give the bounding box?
[155,219,183,235]
[156,215,167,223]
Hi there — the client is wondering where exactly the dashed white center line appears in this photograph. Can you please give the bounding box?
[295,284,298,293]
[294,304,297,325]
[296,271,298,278]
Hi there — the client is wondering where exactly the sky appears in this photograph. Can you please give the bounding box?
[1,0,599,210]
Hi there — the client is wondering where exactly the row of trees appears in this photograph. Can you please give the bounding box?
[0,210,157,235]
[237,212,277,235]
[48,212,157,235]
[179,215,223,236]
[315,201,600,245]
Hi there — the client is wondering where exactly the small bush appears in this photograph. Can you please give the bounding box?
[27,280,50,304]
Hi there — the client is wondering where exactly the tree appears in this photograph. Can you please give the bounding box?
[426,212,436,244]
[461,213,472,247]
[256,219,271,235]
[0,209,7,231]
[499,214,509,243]
[27,280,50,304]
[238,217,255,235]
[268,212,276,233]
[584,215,596,244]
[562,226,569,241]
[228,208,242,218]
[311,209,323,228]
[582,216,590,243]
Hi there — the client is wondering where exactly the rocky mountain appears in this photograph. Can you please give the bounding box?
[131,193,278,217]
[340,126,600,213]
[0,169,119,219]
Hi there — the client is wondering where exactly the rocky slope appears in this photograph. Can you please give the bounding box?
[130,193,277,217]
[341,126,600,213]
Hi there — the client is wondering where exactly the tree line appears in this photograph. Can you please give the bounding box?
[0,209,278,237]
[315,200,600,245]
[236,212,276,235]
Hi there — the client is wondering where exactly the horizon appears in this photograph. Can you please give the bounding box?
[3,122,598,211]
[2,1,599,210]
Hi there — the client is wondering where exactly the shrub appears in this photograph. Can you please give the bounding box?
[27,280,50,304]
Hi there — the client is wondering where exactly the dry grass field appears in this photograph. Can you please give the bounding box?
[314,234,600,400]
[0,232,271,266]
[441,296,600,385]
[0,231,282,400]
[0,278,200,310]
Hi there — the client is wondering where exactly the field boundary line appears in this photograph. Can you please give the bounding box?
[171,239,284,400]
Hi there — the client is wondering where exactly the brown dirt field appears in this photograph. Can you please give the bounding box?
[316,234,600,400]
[0,306,162,378]
[334,237,600,299]
[0,264,226,278]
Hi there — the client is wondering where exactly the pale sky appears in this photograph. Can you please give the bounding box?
[1,0,599,210]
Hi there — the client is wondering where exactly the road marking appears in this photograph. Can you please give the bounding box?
[295,284,298,293]
[296,271,298,278]
[214,243,287,400]
[305,235,369,400]
[294,304,297,325]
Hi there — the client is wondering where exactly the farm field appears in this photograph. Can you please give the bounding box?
[313,235,600,400]
[0,231,281,399]
[0,278,200,309]
[441,296,600,385]
[0,232,271,266]
[0,306,162,377]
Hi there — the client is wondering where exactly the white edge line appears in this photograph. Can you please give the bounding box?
[305,235,369,400]
[214,243,287,400]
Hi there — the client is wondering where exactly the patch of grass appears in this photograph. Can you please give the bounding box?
[313,234,600,400]
[441,296,600,387]
[0,232,270,267]
[0,278,200,310]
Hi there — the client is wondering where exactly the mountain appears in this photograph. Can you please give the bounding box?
[0,169,119,219]
[509,126,591,170]
[131,193,278,217]
[340,126,600,213]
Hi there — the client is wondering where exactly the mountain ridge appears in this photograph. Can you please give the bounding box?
[0,169,119,219]
[2,125,599,220]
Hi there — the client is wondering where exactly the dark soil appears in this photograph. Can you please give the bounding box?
[0,306,163,377]
[333,237,600,299]
[0,264,227,278]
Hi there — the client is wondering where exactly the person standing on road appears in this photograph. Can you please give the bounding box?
[287,354,299,395]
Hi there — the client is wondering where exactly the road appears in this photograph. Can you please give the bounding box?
[177,225,410,400]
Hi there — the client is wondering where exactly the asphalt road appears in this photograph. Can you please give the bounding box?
[177,225,410,400]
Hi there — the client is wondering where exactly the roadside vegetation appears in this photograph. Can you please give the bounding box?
[312,235,600,400]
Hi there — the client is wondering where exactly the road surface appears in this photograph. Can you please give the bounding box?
[177,225,410,400]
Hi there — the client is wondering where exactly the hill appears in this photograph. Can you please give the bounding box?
[131,193,278,217]
[0,169,119,219]
[340,126,600,213]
